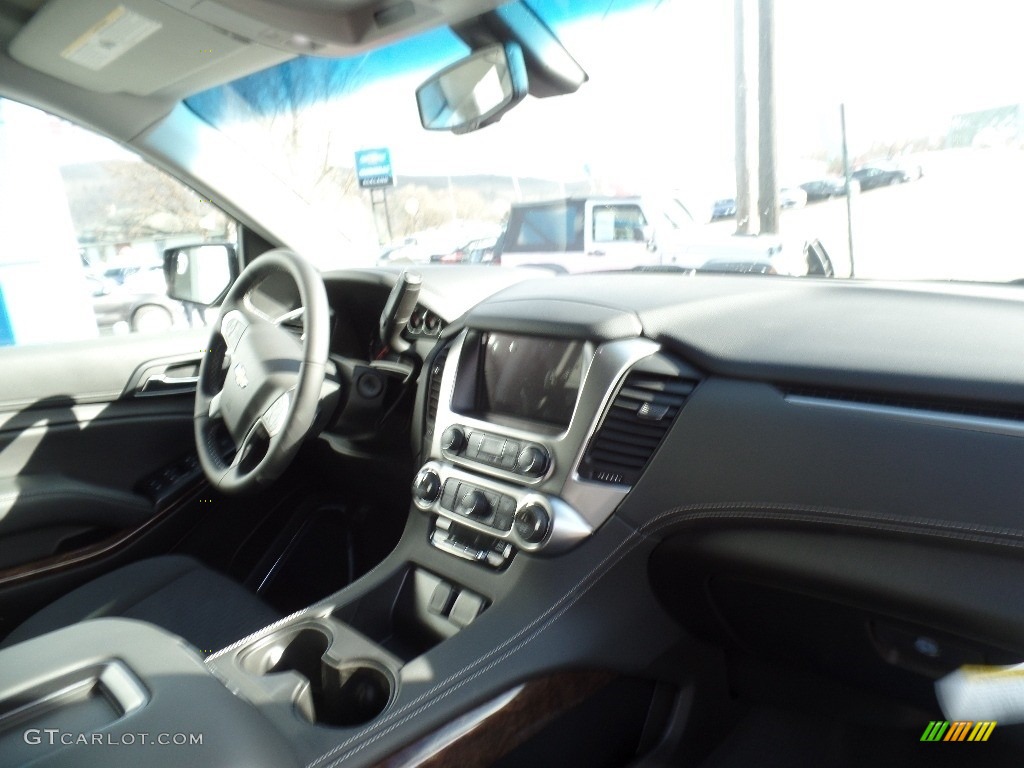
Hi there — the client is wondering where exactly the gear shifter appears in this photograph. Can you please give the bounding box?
[377,270,422,355]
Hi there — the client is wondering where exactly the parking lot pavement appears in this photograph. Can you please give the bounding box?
[708,149,1024,285]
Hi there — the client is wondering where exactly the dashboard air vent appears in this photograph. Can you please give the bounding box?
[425,343,451,438]
[579,372,696,486]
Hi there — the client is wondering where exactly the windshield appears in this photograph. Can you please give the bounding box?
[186,0,1024,283]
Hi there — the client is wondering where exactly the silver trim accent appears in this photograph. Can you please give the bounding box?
[785,395,1024,438]
[430,331,662,538]
[416,460,592,554]
[137,373,199,396]
[275,307,305,324]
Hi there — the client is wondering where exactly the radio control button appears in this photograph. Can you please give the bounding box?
[439,479,457,510]
[493,495,516,531]
[412,469,441,504]
[516,445,550,477]
[441,426,467,453]
[458,489,491,518]
[515,504,550,544]
[469,433,505,462]
[500,440,520,469]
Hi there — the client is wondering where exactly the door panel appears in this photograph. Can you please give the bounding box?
[0,330,207,572]
[0,330,206,410]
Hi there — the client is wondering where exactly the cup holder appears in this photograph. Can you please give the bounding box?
[239,624,393,727]
[314,663,391,726]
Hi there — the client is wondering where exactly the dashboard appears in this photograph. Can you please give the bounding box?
[396,269,1024,691]
[7,262,1024,768]
[322,268,1024,570]
[284,264,1024,763]
[349,268,1024,568]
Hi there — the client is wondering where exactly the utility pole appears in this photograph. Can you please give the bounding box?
[840,103,855,276]
[734,0,758,235]
[757,0,778,234]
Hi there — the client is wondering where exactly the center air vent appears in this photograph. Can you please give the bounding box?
[425,343,451,439]
[579,372,696,486]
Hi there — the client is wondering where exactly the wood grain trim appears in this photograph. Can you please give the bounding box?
[0,478,206,588]
[371,669,614,768]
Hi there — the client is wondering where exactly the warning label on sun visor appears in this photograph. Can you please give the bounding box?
[61,5,162,71]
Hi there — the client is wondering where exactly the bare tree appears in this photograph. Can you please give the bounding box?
[192,58,365,203]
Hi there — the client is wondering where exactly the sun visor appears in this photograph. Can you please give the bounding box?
[162,0,507,57]
[8,0,290,96]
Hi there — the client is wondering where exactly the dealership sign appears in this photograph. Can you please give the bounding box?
[354,148,394,189]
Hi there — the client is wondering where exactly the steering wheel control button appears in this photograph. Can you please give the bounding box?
[412,469,442,505]
[457,489,491,518]
[516,445,550,477]
[441,426,467,453]
[262,393,290,437]
[448,590,487,629]
[515,503,551,544]
[220,310,247,353]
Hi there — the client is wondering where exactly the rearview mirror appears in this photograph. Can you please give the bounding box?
[416,43,528,134]
[163,244,237,306]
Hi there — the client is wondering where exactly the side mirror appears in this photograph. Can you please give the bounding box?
[163,244,237,306]
[416,43,528,134]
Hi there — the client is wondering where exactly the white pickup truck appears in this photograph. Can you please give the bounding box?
[495,196,833,277]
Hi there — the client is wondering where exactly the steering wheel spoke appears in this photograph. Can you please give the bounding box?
[259,391,291,438]
[219,309,249,354]
[208,390,223,420]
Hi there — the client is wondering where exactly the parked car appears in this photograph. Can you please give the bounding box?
[445,235,500,264]
[851,164,910,190]
[496,196,832,275]
[710,188,805,219]
[800,177,849,202]
[87,266,184,334]
[710,197,737,220]
[779,186,808,209]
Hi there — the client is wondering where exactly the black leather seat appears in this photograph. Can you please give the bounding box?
[1,555,280,654]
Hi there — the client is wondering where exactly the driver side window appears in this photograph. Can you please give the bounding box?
[0,97,237,347]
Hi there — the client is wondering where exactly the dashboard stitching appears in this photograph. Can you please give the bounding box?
[309,501,1024,768]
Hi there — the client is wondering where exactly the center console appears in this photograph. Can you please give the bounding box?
[413,328,689,567]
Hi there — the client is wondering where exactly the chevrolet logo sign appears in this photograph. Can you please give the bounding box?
[233,363,248,389]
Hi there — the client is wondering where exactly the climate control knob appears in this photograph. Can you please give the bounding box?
[441,426,467,453]
[516,445,550,477]
[412,469,441,505]
[458,490,491,518]
[514,504,550,544]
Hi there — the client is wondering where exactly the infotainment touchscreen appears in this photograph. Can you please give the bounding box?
[477,333,585,427]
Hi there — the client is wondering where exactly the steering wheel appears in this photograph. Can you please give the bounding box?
[194,249,330,493]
